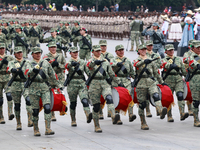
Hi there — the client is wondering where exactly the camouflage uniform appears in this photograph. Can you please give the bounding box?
[65,47,92,126]
[187,41,200,127]
[0,43,14,124]
[2,23,12,54]
[71,21,81,47]
[0,27,7,48]
[111,44,136,124]
[134,44,167,130]
[87,45,121,132]
[162,44,188,122]
[7,47,33,130]
[28,47,62,136]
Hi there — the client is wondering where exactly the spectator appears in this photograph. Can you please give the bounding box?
[144,7,148,13]
[140,5,144,13]
[135,6,140,12]
[87,7,91,12]
[188,4,193,10]
[182,3,186,11]
[103,6,109,12]
[115,3,119,12]
[92,6,95,12]
[110,5,115,12]
[168,6,172,13]
[68,4,74,11]
[39,4,44,10]
[79,5,83,12]
[52,3,56,11]
[62,3,67,11]
[164,7,168,13]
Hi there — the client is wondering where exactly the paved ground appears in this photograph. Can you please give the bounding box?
[0,36,198,150]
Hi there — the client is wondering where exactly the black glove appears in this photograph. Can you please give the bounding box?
[60,87,64,91]
[147,25,151,29]
[71,61,78,66]
[197,64,200,70]
[161,83,168,86]
[62,46,67,51]
[118,83,124,87]
[161,41,165,45]
[144,59,152,64]
[2,59,8,65]
[51,61,59,67]
[70,38,73,42]
[94,60,104,65]
[11,68,17,73]
[33,68,40,73]
[117,62,123,67]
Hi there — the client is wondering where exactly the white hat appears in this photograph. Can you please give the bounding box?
[186,10,195,15]
[194,7,200,12]
[53,3,55,5]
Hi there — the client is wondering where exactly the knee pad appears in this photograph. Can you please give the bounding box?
[0,97,3,106]
[32,109,39,117]
[44,104,51,114]
[70,102,77,110]
[193,100,200,108]
[93,103,100,113]
[25,96,31,106]
[153,93,160,102]
[14,103,21,111]
[81,98,89,107]
[139,101,146,110]
[176,92,184,101]
[6,92,12,101]
[105,95,113,104]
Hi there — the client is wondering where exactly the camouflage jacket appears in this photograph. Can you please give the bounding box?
[0,55,14,82]
[23,26,31,38]
[43,52,66,74]
[87,56,120,84]
[146,51,161,69]
[78,34,92,49]
[161,55,187,82]
[71,25,81,39]
[60,26,72,42]
[28,59,62,94]
[28,26,42,38]
[130,19,141,32]
[101,52,114,62]
[65,58,90,84]
[2,26,10,39]
[183,50,193,69]
[111,56,135,87]
[134,56,164,88]
[0,33,7,46]
[10,32,28,47]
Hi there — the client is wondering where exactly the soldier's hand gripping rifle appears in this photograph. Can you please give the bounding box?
[82,36,92,50]
[62,30,72,39]
[72,29,80,36]
[2,28,8,35]
[14,34,28,49]
[23,28,29,36]
[56,43,68,52]
[153,30,165,45]
[30,27,40,38]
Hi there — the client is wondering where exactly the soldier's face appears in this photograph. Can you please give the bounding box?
[60,23,63,27]
[194,47,200,54]
[70,51,78,59]
[16,28,21,33]
[80,30,85,35]
[101,45,107,52]
[51,31,56,36]
[138,49,147,56]
[153,26,157,30]
[147,45,153,51]
[49,46,57,54]
[74,23,78,26]
[14,52,23,59]
[32,52,41,60]
[116,49,124,57]
[92,50,101,57]
[0,47,5,55]
[166,49,174,56]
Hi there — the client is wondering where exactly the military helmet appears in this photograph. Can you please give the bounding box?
[15,24,22,29]
[193,40,200,48]
[50,28,57,33]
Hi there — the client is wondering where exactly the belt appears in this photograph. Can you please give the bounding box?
[93,77,106,80]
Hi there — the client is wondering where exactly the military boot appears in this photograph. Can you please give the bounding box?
[128,106,136,122]
[0,106,5,124]
[16,117,22,130]
[70,109,77,127]
[167,108,174,122]
[193,110,200,127]
[92,111,102,133]
[146,103,152,117]
[27,112,33,127]
[156,108,160,116]
[99,106,104,120]
[129,45,134,51]
[51,111,56,121]
[107,104,120,124]
[45,120,55,135]
[155,101,167,119]
[179,106,189,121]
[33,120,40,136]
[140,115,149,130]
[84,107,92,123]
[7,101,14,120]
[115,110,123,125]
[187,101,193,116]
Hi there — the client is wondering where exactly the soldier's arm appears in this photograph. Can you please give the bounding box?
[7,61,15,73]
[180,60,187,77]
[188,56,199,70]
[84,62,90,76]
[161,58,171,70]
[153,64,164,84]
[156,55,162,69]
[129,61,135,79]
[133,59,145,68]
[107,62,120,84]
[59,55,66,70]
[41,36,50,43]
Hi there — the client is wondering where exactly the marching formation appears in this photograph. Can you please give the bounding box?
[0,9,200,137]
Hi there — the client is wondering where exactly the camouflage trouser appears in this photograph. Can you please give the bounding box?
[79,48,91,61]
[6,39,12,52]
[139,32,144,45]
[57,72,65,84]
[30,37,40,47]
[0,81,11,97]
[67,81,88,102]
[131,31,140,49]
[136,82,161,116]
[73,36,79,47]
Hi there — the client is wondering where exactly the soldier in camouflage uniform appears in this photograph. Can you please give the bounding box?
[7,47,33,130]
[0,43,15,124]
[2,21,12,54]
[142,22,165,58]
[129,15,140,51]
[65,47,92,126]
[98,40,114,119]
[87,45,121,133]
[10,24,28,58]
[145,40,162,117]
[134,44,167,130]
[71,21,81,47]
[28,47,62,136]
[43,41,66,122]
[111,44,136,124]
[162,44,188,122]
[78,27,92,60]
[0,27,7,49]
[187,41,200,127]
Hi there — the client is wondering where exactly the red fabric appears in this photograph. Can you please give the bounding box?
[6,67,9,73]
[43,56,48,59]
[157,84,174,108]
[158,70,160,74]
[184,81,193,103]
[188,25,190,31]
[189,60,194,69]
[100,95,105,105]
[0,58,2,61]
[65,63,69,71]
[133,60,139,67]
[86,61,92,70]
[161,62,167,69]
[110,62,113,65]
[183,57,186,62]
[55,73,58,80]
[24,69,29,75]
[133,87,139,104]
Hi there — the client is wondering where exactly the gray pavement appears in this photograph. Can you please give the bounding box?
[0,35,198,150]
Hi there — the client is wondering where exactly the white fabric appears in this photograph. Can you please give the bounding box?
[62,5,67,11]
[161,21,169,35]
[184,17,192,23]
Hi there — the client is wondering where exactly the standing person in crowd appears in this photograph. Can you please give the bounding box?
[115,4,119,12]
[194,7,200,40]
[62,3,68,11]
[103,6,109,12]
[140,5,144,13]
[161,15,170,43]
[135,6,140,12]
